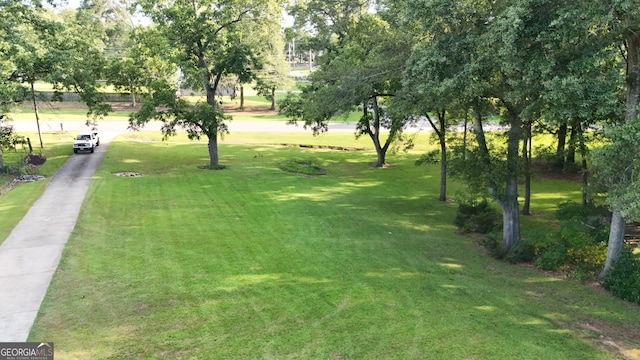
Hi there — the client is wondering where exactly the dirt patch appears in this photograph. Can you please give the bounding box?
[369,162,394,168]
[111,103,140,111]
[570,320,640,360]
[113,171,143,177]
[223,105,274,114]
[278,144,365,151]
[500,255,640,360]
[279,159,328,177]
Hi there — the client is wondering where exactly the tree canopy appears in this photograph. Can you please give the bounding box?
[130,0,284,168]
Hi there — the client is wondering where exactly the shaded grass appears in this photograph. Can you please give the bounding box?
[28,135,640,359]
[278,158,328,176]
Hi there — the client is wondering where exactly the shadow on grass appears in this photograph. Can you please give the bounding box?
[29,140,639,359]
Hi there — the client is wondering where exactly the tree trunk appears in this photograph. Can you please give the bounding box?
[555,123,567,168]
[439,137,447,202]
[368,121,385,167]
[131,89,137,108]
[375,145,386,167]
[437,110,447,201]
[602,30,640,276]
[31,82,44,148]
[202,66,221,167]
[577,121,589,206]
[501,195,521,249]
[208,137,219,168]
[270,86,276,111]
[0,148,4,168]
[240,85,245,110]
[472,111,495,194]
[566,123,577,165]
[473,108,521,248]
[521,120,532,215]
[370,98,385,167]
[462,111,468,161]
[502,111,522,248]
[424,110,447,201]
[600,211,626,279]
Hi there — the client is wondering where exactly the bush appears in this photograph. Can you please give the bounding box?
[527,202,609,279]
[602,248,640,304]
[478,231,504,258]
[454,198,501,234]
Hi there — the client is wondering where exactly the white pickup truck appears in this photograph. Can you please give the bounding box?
[73,131,100,153]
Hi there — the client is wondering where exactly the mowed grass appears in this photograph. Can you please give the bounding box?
[0,132,73,243]
[28,132,640,359]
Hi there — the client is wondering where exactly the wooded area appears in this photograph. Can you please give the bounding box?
[1,0,639,300]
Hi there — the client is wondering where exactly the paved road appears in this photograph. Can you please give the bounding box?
[12,119,362,134]
[11,118,434,134]
[0,134,113,342]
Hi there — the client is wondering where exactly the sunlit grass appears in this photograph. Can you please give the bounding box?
[1,107,636,358]
[26,134,640,359]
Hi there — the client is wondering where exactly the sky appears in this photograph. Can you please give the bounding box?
[49,0,294,27]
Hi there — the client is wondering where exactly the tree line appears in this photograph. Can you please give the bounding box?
[1,0,639,281]
[281,0,639,282]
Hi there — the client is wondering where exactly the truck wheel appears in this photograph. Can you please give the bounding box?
[73,149,78,154]
[90,147,94,153]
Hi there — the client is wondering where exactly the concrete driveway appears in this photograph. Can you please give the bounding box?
[0,134,113,342]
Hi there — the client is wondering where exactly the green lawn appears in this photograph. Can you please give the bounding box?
[0,133,72,242]
[25,132,640,359]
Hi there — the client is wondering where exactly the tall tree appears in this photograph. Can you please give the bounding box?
[0,1,64,148]
[591,0,640,277]
[77,0,133,58]
[390,0,479,201]
[389,0,580,249]
[0,58,26,168]
[132,0,281,168]
[106,26,177,107]
[280,13,412,167]
[253,27,292,111]
[50,6,112,127]
[288,0,372,45]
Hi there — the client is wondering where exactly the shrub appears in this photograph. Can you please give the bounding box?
[454,198,501,234]
[478,231,504,258]
[602,248,640,304]
[535,241,569,271]
[527,202,609,279]
[567,243,607,280]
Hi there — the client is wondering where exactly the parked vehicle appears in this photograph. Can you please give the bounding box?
[73,131,99,153]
